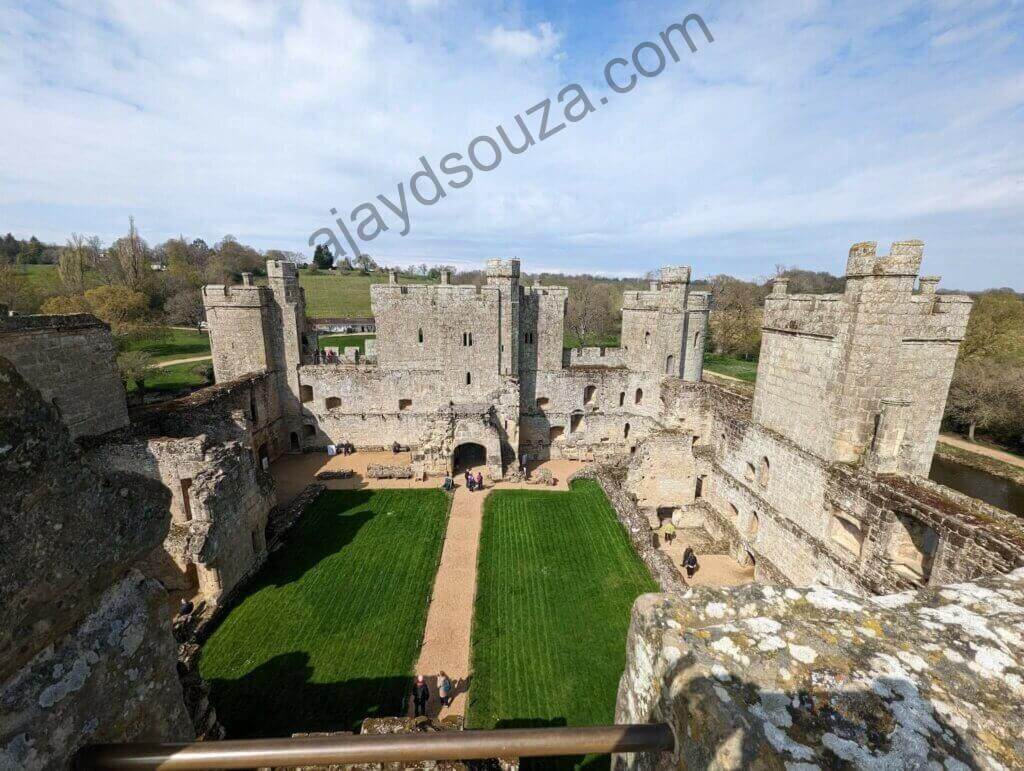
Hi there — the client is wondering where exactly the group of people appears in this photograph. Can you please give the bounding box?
[335,441,355,456]
[411,672,454,717]
[465,470,485,491]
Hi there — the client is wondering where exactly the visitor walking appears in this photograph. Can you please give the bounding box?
[475,471,484,491]
[661,520,676,546]
[682,547,699,579]
[437,671,452,708]
[412,675,430,717]
[443,475,454,491]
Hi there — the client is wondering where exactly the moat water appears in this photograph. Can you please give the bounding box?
[929,455,1024,517]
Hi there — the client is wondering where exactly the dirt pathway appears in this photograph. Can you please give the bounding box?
[153,354,212,368]
[938,434,1024,470]
[413,470,486,720]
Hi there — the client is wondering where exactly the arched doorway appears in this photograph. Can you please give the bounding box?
[453,442,486,473]
[290,432,300,452]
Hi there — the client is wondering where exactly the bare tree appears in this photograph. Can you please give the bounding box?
[565,281,615,346]
[57,233,93,295]
[115,216,148,291]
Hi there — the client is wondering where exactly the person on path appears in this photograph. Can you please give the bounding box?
[661,520,676,546]
[475,471,484,491]
[682,547,699,579]
[443,475,454,491]
[464,470,473,490]
[437,671,452,708]
[412,675,430,717]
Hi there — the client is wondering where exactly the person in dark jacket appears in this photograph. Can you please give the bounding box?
[682,547,699,579]
[412,675,430,717]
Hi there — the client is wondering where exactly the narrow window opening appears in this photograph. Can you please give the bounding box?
[180,478,193,522]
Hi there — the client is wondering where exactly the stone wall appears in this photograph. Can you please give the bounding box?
[0,313,129,438]
[614,568,1024,770]
[0,356,191,768]
[85,374,278,606]
[652,379,1024,594]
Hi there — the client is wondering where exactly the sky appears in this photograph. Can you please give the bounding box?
[1,0,1022,289]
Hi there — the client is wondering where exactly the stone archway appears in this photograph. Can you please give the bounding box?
[453,442,486,472]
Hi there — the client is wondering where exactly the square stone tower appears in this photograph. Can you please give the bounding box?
[621,266,709,381]
[753,240,972,476]
[486,258,521,377]
[202,262,311,450]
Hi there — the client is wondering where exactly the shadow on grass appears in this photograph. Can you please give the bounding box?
[257,490,378,587]
[494,718,608,771]
[208,651,410,737]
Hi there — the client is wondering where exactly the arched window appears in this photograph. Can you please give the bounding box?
[465,372,472,385]
[759,457,770,487]
[624,423,631,439]
[418,328,424,343]
[666,355,675,374]
[250,395,258,422]
[325,397,341,409]
[619,391,625,407]
[634,388,643,405]
[549,426,564,442]
[584,385,597,405]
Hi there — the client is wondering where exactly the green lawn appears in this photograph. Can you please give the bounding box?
[198,489,450,738]
[562,333,621,350]
[125,361,209,393]
[468,480,657,768]
[318,333,376,353]
[120,326,210,362]
[703,353,759,382]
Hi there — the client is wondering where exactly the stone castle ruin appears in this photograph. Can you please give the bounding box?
[3,239,1023,768]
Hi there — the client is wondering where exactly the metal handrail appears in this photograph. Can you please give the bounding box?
[75,723,674,770]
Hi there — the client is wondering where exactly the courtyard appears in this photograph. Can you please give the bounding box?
[199,451,752,744]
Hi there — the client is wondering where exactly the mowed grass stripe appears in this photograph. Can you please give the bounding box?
[198,488,450,737]
[469,480,658,736]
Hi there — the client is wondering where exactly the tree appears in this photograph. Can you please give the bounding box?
[337,256,353,271]
[111,217,149,291]
[40,293,91,316]
[0,264,35,313]
[958,291,1024,364]
[0,233,18,264]
[707,275,767,359]
[313,243,335,270]
[354,254,377,272]
[164,289,204,326]
[946,358,1024,444]
[83,285,150,332]
[565,281,616,346]
[57,233,94,294]
[116,350,154,395]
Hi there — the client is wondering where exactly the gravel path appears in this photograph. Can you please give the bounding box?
[153,354,212,368]
[938,434,1024,470]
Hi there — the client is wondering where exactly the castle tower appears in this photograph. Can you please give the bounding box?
[203,260,310,450]
[486,259,521,377]
[621,266,706,380]
[753,241,972,476]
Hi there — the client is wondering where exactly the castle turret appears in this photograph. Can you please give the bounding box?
[753,240,972,475]
[621,265,707,379]
[486,259,521,377]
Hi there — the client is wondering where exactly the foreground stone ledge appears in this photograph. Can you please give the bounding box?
[614,569,1024,770]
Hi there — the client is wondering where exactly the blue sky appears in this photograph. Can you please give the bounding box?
[1,0,1022,289]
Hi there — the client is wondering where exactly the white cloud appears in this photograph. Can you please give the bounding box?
[0,0,1021,289]
[483,22,562,59]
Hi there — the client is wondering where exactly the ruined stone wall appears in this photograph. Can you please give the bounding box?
[0,314,129,439]
[614,569,1024,771]
[655,379,1024,594]
[0,357,191,768]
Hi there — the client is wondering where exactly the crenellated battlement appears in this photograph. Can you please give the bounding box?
[845,239,924,277]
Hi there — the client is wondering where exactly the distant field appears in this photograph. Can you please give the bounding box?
[562,333,621,349]
[199,489,450,737]
[120,327,210,362]
[291,271,437,318]
[703,354,759,382]
[468,480,656,769]
[318,333,375,353]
